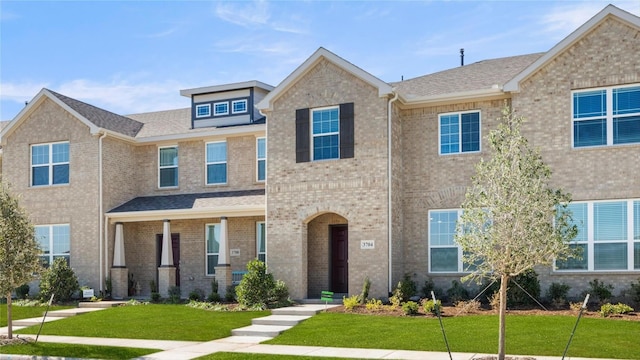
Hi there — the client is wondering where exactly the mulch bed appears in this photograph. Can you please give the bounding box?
[0,335,34,346]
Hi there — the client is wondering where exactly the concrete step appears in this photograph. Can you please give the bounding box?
[78,301,126,308]
[298,298,342,305]
[231,324,292,337]
[271,304,337,316]
[252,314,311,326]
[47,307,105,317]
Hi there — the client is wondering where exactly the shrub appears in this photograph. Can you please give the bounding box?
[225,285,236,302]
[15,284,30,299]
[586,279,614,304]
[343,295,359,311]
[402,301,419,315]
[547,282,571,307]
[365,298,384,311]
[189,288,205,301]
[422,298,442,314]
[508,270,540,307]
[150,292,161,303]
[569,302,584,312]
[600,302,634,317]
[168,286,181,304]
[628,278,640,305]
[421,278,443,299]
[446,280,469,303]
[454,299,481,313]
[398,273,417,301]
[39,258,79,302]
[357,277,371,304]
[235,259,290,308]
[489,291,500,311]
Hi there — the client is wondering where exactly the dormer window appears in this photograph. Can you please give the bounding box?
[232,99,247,114]
[214,102,229,116]
[196,104,211,118]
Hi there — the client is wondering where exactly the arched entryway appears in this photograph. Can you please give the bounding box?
[306,212,348,298]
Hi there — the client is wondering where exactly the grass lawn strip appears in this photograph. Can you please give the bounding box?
[15,304,269,341]
[0,342,158,359]
[266,312,640,359]
[0,304,74,327]
[198,353,369,360]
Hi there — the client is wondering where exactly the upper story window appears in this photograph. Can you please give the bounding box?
[214,102,229,116]
[257,221,266,263]
[36,224,70,267]
[556,199,640,271]
[196,104,211,118]
[158,146,178,188]
[31,141,69,186]
[295,103,354,163]
[206,141,227,185]
[439,111,480,155]
[573,85,640,147]
[257,137,266,182]
[232,100,248,114]
[205,223,220,276]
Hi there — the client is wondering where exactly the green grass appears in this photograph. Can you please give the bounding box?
[0,304,74,327]
[266,313,640,359]
[16,304,269,341]
[198,353,369,360]
[0,342,158,359]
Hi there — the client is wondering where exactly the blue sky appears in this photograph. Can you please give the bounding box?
[1,0,639,121]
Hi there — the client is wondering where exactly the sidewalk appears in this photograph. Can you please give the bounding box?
[0,304,620,360]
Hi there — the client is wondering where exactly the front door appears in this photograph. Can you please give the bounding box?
[156,234,180,286]
[330,225,348,293]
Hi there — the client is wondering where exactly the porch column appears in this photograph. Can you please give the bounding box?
[215,216,232,297]
[110,222,128,299]
[158,219,176,297]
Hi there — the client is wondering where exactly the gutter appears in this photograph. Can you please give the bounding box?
[387,90,399,295]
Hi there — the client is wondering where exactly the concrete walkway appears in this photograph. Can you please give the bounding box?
[0,303,620,360]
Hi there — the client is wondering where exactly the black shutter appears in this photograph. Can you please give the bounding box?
[339,102,354,159]
[296,108,310,163]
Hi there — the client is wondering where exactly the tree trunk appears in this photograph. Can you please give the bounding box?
[498,274,509,360]
[6,293,13,339]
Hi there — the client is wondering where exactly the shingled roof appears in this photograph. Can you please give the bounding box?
[48,89,144,137]
[392,53,544,100]
[108,189,265,213]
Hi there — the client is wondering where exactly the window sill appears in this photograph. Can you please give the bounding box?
[206,183,228,187]
[157,186,179,191]
[30,183,70,188]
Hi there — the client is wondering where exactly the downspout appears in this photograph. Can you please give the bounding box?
[387,90,399,295]
[258,109,268,270]
[98,131,107,293]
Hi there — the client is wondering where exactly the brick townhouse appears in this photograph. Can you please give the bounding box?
[1,4,638,301]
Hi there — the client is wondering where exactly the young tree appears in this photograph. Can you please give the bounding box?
[455,106,577,360]
[0,181,41,339]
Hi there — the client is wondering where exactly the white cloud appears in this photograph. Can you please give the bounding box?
[539,3,608,38]
[215,0,270,28]
[0,82,50,102]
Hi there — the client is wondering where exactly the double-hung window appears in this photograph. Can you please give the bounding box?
[573,85,640,147]
[257,222,266,263]
[158,146,178,188]
[31,142,69,186]
[205,223,220,276]
[232,100,247,114]
[214,102,229,116]
[35,224,70,267]
[196,104,211,118]
[429,210,462,272]
[206,141,227,184]
[439,111,480,154]
[256,137,266,182]
[312,106,340,160]
[556,199,640,271]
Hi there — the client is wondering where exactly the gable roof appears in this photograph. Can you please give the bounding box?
[504,4,640,92]
[256,47,394,111]
[393,53,543,104]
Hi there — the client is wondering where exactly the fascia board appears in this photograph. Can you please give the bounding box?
[180,81,275,97]
[133,123,265,144]
[257,47,393,111]
[400,87,505,107]
[505,5,640,92]
[107,205,265,223]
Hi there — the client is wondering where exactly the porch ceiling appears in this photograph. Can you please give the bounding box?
[106,189,265,223]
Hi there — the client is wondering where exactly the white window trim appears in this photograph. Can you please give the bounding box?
[232,99,248,114]
[158,145,178,189]
[205,141,227,185]
[571,83,640,149]
[428,209,468,274]
[257,221,266,263]
[555,199,640,272]
[36,224,70,266]
[195,104,211,118]
[438,110,482,156]
[311,105,340,161]
[256,137,266,182]
[214,101,229,116]
[30,141,70,187]
[205,223,220,276]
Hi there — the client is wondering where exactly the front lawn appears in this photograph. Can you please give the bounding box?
[266,312,640,359]
[199,353,368,360]
[16,304,269,341]
[0,304,74,327]
[0,342,158,359]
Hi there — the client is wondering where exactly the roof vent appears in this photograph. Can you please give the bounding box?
[460,48,464,66]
